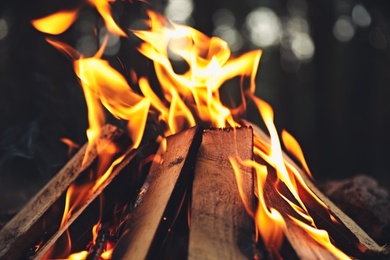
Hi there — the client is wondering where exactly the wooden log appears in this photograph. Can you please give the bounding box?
[188,127,255,260]
[30,140,159,259]
[112,126,203,259]
[33,137,155,258]
[243,120,386,257]
[0,124,129,260]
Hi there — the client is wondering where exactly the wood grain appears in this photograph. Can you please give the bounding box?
[188,127,255,260]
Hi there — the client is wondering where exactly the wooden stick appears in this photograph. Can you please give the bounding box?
[33,140,159,259]
[244,120,386,257]
[188,127,255,260]
[0,124,127,260]
[112,126,203,260]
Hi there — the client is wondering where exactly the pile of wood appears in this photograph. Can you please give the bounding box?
[0,125,388,259]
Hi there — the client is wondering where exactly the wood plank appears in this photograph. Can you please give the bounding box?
[112,126,203,260]
[243,120,386,257]
[0,124,128,260]
[188,127,255,260]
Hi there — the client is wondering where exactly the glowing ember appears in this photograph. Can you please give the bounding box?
[31,1,350,259]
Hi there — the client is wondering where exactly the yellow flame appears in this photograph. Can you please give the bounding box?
[291,217,350,260]
[281,130,312,178]
[88,0,126,37]
[32,9,79,35]
[232,158,286,253]
[101,248,113,259]
[68,250,88,260]
[133,10,261,129]
[229,157,254,218]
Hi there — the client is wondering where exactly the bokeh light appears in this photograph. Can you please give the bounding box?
[0,19,8,41]
[291,32,315,61]
[212,9,243,52]
[352,4,371,28]
[369,27,387,50]
[333,16,355,42]
[246,7,281,48]
[99,27,120,56]
[164,0,194,25]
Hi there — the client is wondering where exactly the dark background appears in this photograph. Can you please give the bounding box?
[0,0,390,212]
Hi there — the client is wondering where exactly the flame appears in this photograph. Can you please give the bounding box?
[230,157,285,253]
[281,130,312,178]
[87,0,126,37]
[61,138,80,157]
[133,10,261,129]
[31,2,350,259]
[32,9,79,35]
[68,250,88,260]
[291,217,350,260]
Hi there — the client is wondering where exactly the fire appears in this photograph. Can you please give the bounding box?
[31,1,350,259]
[32,9,79,35]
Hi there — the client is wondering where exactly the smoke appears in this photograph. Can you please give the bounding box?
[0,120,69,210]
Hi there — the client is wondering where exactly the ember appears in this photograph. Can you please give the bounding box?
[0,1,389,259]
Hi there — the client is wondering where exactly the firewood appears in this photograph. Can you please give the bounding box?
[244,120,386,257]
[32,139,158,258]
[112,126,203,259]
[188,127,255,260]
[30,139,159,259]
[322,175,390,246]
[262,168,348,259]
[0,124,129,260]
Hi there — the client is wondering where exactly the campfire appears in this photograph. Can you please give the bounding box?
[0,1,388,259]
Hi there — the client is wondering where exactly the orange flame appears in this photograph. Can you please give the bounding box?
[32,9,79,35]
[87,0,126,37]
[291,217,350,260]
[31,2,350,259]
[68,250,88,260]
[61,138,80,157]
[281,130,312,178]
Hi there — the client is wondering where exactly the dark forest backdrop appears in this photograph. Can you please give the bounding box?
[0,0,390,211]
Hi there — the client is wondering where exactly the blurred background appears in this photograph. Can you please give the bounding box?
[0,0,390,212]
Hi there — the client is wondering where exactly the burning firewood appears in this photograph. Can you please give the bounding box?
[188,127,255,259]
[246,121,388,258]
[112,126,203,259]
[0,124,128,259]
[31,132,159,259]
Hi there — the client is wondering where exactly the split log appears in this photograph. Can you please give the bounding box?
[112,126,203,259]
[0,124,129,260]
[188,127,255,260]
[244,120,386,258]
